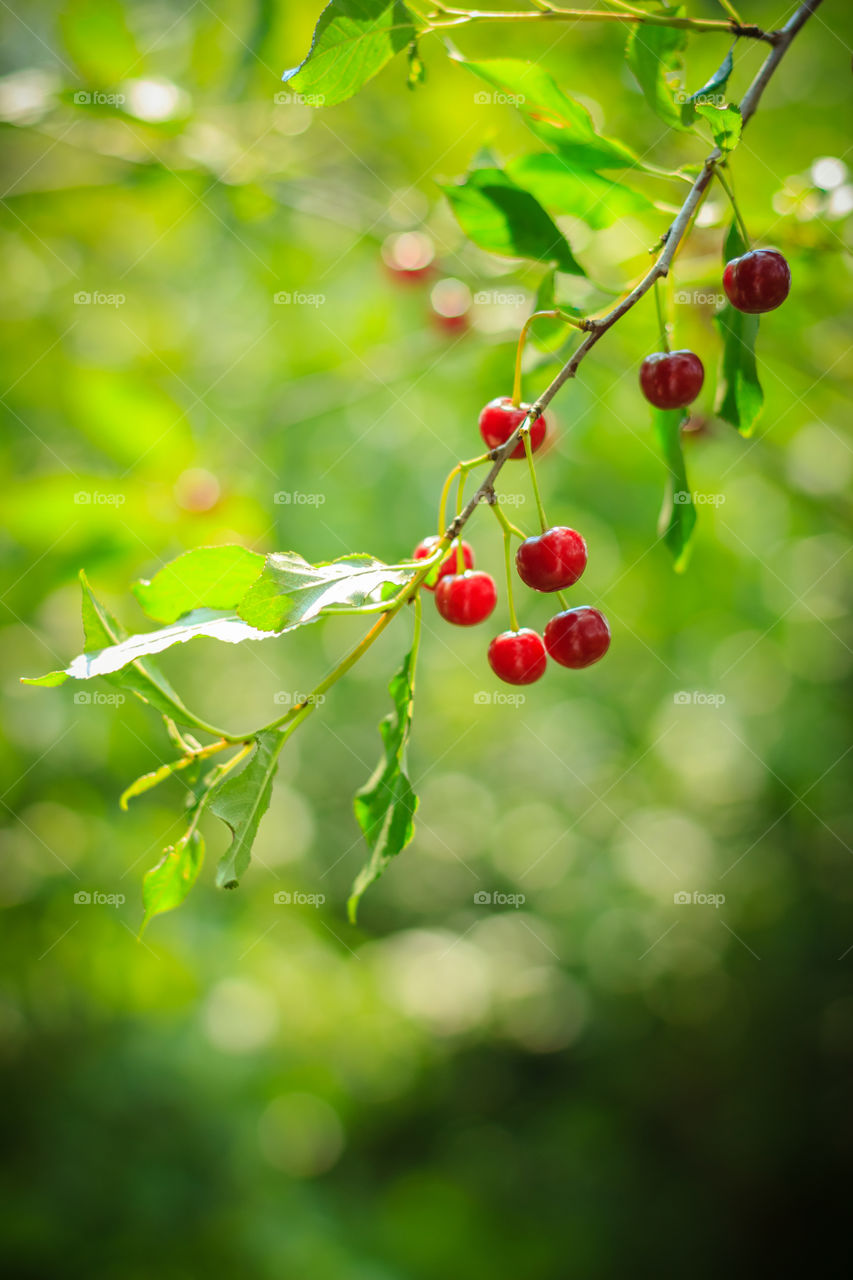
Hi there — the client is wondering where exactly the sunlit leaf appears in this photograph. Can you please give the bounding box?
[440,168,586,275]
[141,829,205,934]
[237,552,414,632]
[457,56,645,170]
[213,731,286,889]
[348,639,418,922]
[715,222,763,435]
[134,544,265,623]
[281,0,414,107]
[626,12,688,130]
[506,153,654,229]
[680,49,733,126]
[652,407,696,570]
[695,102,742,154]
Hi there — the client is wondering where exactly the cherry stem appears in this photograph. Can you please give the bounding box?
[492,503,520,632]
[714,164,751,247]
[512,309,560,408]
[438,453,490,535]
[522,428,548,532]
[653,277,671,352]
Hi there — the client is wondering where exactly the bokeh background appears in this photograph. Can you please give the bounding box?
[2,1,852,1275]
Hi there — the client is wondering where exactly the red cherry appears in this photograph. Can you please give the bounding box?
[639,350,704,410]
[478,397,548,459]
[516,527,587,592]
[723,249,790,314]
[413,536,474,589]
[544,607,610,669]
[435,571,497,626]
[487,629,547,685]
[381,230,435,283]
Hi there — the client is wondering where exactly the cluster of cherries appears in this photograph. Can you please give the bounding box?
[413,401,610,686]
[639,248,790,410]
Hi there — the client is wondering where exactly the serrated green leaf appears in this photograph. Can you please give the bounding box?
[680,49,733,126]
[652,407,696,570]
[133,545,265,624]
[626,11,688,131]
[237,551,414,632]
[715,222,763,435]
[34,608,278,684]
[696,102,742,154]
[213,731,286,889]
[23,575,232,737]
[281,0,414,107]
[440,168,586,275]
[506,153,654,229]
[348,640,418,923]
[457,56,644,171]
[141,829,205,934]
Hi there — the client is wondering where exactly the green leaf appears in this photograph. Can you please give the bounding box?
[457,56,644,171]
[281,0,414,107]
[213,731,286,889]
[652,407,696,570]
[237,551,414,633]
[133,545,265,624]
[29,608,279,684]
[348,639,418,923]
[715,222,763,435]
[406,39,425,89]
[141,829,205,934]
[680,49,733,126]
[695,102,742,155]
[626,11,688,130]
[506,153,654,229]
[23,575,232,737]
[440,168,586,275]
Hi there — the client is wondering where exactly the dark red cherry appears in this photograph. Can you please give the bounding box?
[639,350,704,410]
[413,536,474,589]
[723,249,790,314]
[544,606,610,669]
[478,397,548,459]
[487,629,547,685]
[435,571,497,626]
[516,527,587,592]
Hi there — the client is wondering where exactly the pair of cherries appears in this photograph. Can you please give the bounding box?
[639,248,791,410]
[413,529,610,684]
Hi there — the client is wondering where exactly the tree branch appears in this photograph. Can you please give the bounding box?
[423,3,779,43]
[444,0,824,543]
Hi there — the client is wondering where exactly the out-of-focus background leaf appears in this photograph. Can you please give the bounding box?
[1,2,852,1275]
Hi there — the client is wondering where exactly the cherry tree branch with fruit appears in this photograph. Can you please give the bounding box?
[22,0,825,929]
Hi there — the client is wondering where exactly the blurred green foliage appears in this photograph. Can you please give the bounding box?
[1,1,852,1275]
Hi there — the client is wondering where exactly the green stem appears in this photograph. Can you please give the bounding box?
[653,277,671,352]
[522,429,548,532]
[512,310,560,407]
[715,165,751,246]
[492,503,519,632]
